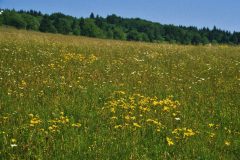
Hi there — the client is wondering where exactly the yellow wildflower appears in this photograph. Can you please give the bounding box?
[21,80,27,87]
[11,138,17,143]
[209,133,216,138]
[48,125,58,132]
[146,119,154,123]
[184,129,195,137]
[208,123,214,128]
[110,108,115,113]
[39,128,45,132]
[166,137,174,146]
[130,116,136,120]
[133,122,141,128]
[3,116,8,120]
[163,106,170,112]
[153,101,159,106]
[172,128,182,135]
[111,116,118,120]
[224,140,231,146]
[72,123,82,128]
[114,125,122,129]
[30,116,41,127]
[114,91,125,95]
[125,115,130,120]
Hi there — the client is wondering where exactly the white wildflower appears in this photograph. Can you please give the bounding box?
[10,144,17,147]
[175,117,181,121]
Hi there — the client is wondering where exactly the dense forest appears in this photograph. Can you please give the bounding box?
[1,9,240,45]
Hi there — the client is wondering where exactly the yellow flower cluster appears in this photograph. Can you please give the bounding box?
[29,114,42,127]
[27,112,81,133]
[18,80,27,90]
[105,91,181,132]
[172,128,196,139]
[48,112,70,124]
[48,124,59,133]
[63,53,85,61]
[166,137,174,146]
[62,53,98,64]
[48,112,71,133]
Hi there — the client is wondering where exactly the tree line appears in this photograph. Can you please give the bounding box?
[1,9,240,45]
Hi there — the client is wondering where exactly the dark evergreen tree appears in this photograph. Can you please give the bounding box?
[79,18,85,30]
[201,36,209,45]
[0,13,3,26]
[106,14,122,24]
[230,32,239,44]
[53,18,71,34]
[72,19,81,35]
[39,15,56,33]
[90,12,95,19]
[191,33,202,45]
[106,29,114,39]
[127,30,141,41]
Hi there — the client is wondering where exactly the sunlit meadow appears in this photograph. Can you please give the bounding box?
[0,27,240,159]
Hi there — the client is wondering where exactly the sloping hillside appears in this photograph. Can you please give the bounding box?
[0,27,240,159]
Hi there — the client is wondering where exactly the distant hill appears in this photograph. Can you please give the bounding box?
[1,8,240,45]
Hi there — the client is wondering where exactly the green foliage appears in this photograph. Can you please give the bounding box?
[49,13,73,34]
[113,27,126,40]
[140,32,150,41]
[53,18,72,34]
[72,19,81,35]
[81,19,104,38]
[106,14,122,24]
[127,30,142,41]
[0,17,3,26]
[3,11,26,29]
[39,15,56,33]
[1,9,240,45]
[0,10,3,25]
[106,29,113,39]
[21,14,40,30]
[191,33,202,45]
[201,36,209,45]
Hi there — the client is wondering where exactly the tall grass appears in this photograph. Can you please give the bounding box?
[0,27,240,159]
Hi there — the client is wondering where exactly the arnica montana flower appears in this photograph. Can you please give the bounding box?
[166,137,174,146]
[133,122,141,128]
[224,140,231,146]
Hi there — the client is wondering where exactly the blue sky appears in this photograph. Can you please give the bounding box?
[0,0,239,32]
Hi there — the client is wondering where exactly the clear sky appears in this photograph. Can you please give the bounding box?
[0,0,239,32]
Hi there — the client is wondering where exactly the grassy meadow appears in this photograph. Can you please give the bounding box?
[0,27,240,159]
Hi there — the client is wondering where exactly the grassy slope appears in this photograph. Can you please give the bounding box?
[0,27,240,159]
